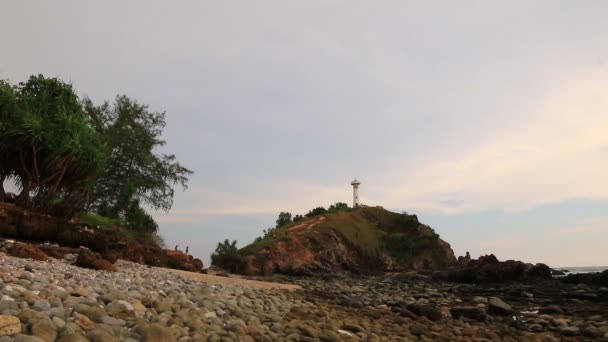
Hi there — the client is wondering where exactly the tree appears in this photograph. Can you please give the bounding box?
[83,96,192,231]
[210,239,242,272]
[305,206,327,217]
[0,75,106,215]
[293,214,304,222]
[328,202,349,212]
[275,212,292,228]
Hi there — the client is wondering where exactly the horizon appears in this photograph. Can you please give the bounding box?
[1,1,607,268]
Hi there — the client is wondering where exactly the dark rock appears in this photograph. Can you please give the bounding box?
[406,304,443,321]
[538,305,563,314]
[7,242,48,261]
[76,249,116,272]
[450,306,487,322]
[488,297,512,315]
[445,254,552,283]
[562,270,608,286]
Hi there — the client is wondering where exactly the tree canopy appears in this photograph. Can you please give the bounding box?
[0,74,191,234]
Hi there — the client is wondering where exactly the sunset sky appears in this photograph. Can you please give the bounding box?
[2,1,606,267]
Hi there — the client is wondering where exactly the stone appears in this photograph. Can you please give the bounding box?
[15,335,45,342]
[138,324,177,342]
[57,333,90,342]
[74,314,96,331]
[409,323,429,337]
[582,326,603,338]
[31,319,58,342]
[75,250,116,272]
[0,315,21,336]
[559,326,579,336]
[488,297,512,315]
[129,300,146,317]
[450,306,487,322]
[71,287,89,297]
[538,305,563,314]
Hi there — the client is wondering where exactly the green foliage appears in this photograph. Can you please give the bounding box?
[76,212,121,229]
[305,206,327,217]
[0,75,106,215]
[211,239,243,271]
[275,212,292,228]
[328,202,350,213]
[82,95,192,233]
[293,214,304,222]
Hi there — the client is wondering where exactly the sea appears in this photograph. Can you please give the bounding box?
[554,266,608,275]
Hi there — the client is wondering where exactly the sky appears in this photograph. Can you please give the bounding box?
[1,1,607,267]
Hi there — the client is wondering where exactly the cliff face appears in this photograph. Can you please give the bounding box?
[0,203,204,272]
[238,206,456,275]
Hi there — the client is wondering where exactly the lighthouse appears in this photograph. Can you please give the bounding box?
[351,178,361,207]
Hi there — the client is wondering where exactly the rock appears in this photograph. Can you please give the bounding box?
[75,250,116,272]
[539,305,563,314]
[488,297,512,315]
[138,324,176,342]
[15,335,45,342]
[406,304,443,321]
[582,326,603,338]
[7,243,48,261]
[31,319,58,342]
[129,300,146,317]
[71,287,89,297]
[409,323,429,337]
[57,334,90,342]
[0,315,21,336]
[559,326,579,336]
[450,306,487,322]
[74,314,96,331]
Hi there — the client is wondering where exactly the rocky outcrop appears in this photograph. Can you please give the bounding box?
[562,270,608,286]
[440,254,552,283]
[76,249,117,272]
[0,203,204,272]
[237,207,456,275]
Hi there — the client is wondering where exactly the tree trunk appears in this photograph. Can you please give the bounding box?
[16,180,33,208]
[0,175,5,203]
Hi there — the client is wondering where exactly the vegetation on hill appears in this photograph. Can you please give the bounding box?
[0,74,191,239]
[213,204,455,274]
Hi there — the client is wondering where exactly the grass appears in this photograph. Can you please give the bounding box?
[76,212,121,229]
[238,205,444,264]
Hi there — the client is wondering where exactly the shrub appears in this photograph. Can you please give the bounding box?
[210,239,243,272]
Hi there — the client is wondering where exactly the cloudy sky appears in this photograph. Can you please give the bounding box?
[2,1,607,267]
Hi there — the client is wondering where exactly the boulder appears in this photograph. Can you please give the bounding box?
[76,249,116,272]
[0,315,21,336]
[488,297,512,315]
[450,306,487,321]
[7,243,48,261]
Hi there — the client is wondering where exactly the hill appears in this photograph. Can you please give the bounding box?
[236,206,456,275]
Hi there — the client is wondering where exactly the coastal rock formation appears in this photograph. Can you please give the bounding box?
[440,254,552,283]
[238,206,456,275]
[0,203,203,272]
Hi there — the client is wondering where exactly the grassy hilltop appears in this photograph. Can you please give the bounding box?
[218,205,456,275]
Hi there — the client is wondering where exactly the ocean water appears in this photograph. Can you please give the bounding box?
[555,266,608,274]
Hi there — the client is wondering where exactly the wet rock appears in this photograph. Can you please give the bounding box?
[559,326,579,336]
[450,306,487,322]
[488,297,512,315]
[75,250,116,272]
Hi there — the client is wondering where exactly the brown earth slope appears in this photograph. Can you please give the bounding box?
[237,206,456,275]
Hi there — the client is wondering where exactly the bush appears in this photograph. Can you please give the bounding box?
[210,239,243,272]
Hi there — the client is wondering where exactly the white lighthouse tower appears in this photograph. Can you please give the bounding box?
[351,178,361,207]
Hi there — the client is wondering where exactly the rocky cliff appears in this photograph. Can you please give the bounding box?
[237,206,456,275]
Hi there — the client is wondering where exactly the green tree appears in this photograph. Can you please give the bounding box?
[210,239,242,272]
[275,212,292,228]
[328,202,349,212]
[293,214,304,222]
[0,75,105,215]
[305,206,327,217]
[83,96,192,231]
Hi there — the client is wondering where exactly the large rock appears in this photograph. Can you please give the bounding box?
[76,249,116,272]
[450,306,487,321]
[6,243,48,261]
[444,254,552,283]
[488,297,513,315]
[0,315,21,336]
